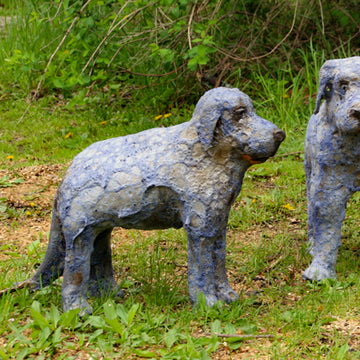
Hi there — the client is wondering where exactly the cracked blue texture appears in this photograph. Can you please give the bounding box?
[303,57,360,281]
[23,87,285,312]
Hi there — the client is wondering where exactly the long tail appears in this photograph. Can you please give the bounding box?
[30,202,66,289]
[0,203,66,295]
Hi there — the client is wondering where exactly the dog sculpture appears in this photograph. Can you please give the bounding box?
[303,57,360,281]
[9,87,285,312]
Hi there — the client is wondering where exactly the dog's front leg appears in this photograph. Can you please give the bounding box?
[303,166,352,281]
[186,228,219,306]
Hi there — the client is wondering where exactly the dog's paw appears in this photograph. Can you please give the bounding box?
[216,283,239,303]
[303,260,337,281]
[62,295,93,315]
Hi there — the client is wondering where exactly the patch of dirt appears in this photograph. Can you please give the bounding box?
[0,164,66,260]
[211,339,273,360]
[322,316,360,351]
[0,164,163,261]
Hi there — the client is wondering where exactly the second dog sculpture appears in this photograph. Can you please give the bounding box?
[304,57,360,281]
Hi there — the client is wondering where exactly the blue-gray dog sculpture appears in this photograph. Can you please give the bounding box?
[303,57,360,281]
[9,87,285,312]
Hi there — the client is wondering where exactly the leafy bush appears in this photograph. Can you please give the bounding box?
[0,0,358,111]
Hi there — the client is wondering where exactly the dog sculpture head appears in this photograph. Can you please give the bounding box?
[191,87,285,163]
[314,56,360,134]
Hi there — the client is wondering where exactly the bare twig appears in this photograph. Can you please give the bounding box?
[187,0,198,49]
[273,151,303,158]
[47,0,82,23]
[83,1,158,76]
[214,55,230,87]
[116,65,188,94]
[0,280,32,296]
[158,7,173,24]
[202,332,275,339]
[39,34,63,52]
[18,0,93,123]
[318,0,325,35]
[81,0,132,75]
[116,64,186,78]
[47,0,65,23]
[211,0,223,19]
[333,3,360,31]
[214,0,299,63]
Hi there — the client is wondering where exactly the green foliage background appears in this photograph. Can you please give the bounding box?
[0,0,359,112]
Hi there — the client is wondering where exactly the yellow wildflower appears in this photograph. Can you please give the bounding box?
[282,203,294,210]
[26,211,32,216]
[6,155,14,160]
[30,202,35,208]
[99,121,107,125]
[163,113,172,118]
[252,198,256,204]
[154,115,163,121]
[65,132,73,139]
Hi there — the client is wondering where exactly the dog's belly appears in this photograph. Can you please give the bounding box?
[109,185,185,230]
[117,209,184,230]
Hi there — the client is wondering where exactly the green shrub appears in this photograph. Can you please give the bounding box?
[0,0,358,114]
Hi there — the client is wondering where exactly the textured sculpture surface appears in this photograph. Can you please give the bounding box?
[17,87,285,312]
[303,57,360,281]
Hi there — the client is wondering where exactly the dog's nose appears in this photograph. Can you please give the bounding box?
[273,129,286,143]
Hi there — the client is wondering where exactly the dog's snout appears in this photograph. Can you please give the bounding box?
[273,129,286,143]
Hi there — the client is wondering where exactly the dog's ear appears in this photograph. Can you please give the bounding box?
[314,78,333,115]
[314,61,335,115]
[192,93,223,149]
[192,87,242,148]
[195,108,222,148]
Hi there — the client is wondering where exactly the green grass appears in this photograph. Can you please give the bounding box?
[2,157,360,359]
[0,97,188,168]
[2,57,360,357]
[0,62,357,358]
[1,98,360,359]
[1,1,360,358]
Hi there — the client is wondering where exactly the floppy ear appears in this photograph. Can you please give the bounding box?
[314,77,333,115]
[195,109,222,148]
[314,60,337,115]
[192,87,241,148]
[191,94,223,148]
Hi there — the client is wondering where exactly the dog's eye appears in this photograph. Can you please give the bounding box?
[233,107,247,121]
[324,82,332,99]
[339,80,349,96]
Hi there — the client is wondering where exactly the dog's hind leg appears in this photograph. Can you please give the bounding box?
[62,227,95,313]
[88,228,123,297]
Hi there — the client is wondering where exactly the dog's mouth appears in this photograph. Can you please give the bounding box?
[241,154,269,164]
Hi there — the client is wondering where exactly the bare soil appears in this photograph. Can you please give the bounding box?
[0,164,64,259]
[1,164,358,358]
[0,163,148,261]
